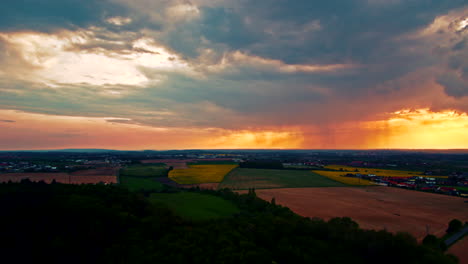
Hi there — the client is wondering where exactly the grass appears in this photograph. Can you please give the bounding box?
[312,171,376,186]
[169,164,238,184]
[149,192,239,221]
[324,165,448,178]
[119,164,168,191]
[218,168,346,190]
[120,164,168,178]
[119,176,164,192]
[447,186,468,192]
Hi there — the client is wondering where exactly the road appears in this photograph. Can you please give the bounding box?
[445,226,468,247]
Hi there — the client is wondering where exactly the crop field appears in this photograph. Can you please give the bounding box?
[313,171,376,186]
[149,192,239,221]
[70,167,120,176]
[141,159,190,169]
[120,164,168,178]
[448,236,468,264]
[119,164,168,191]
[324,165,448,178]
[169,164,238,184]
[119,176,164,192]
[249,187,468,241]
[219,168,346,190]
[0,172,117,184]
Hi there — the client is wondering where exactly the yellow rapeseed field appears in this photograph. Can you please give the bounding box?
[313,170,376,186]
[323,165,448,178]
[169,164,238,184]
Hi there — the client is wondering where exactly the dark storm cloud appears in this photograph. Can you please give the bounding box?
[154,0,467,102]
[437,34,468,98]
[437,73,468,98]
[166,0,467,64]
[0,0,129,32]
[0,0,467,132]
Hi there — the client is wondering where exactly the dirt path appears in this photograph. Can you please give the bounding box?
[248,187,468,241]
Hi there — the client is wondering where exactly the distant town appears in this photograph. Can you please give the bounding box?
[1,149,467,197]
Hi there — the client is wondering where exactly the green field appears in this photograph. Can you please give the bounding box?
[120,164,168,178]
[119,164,168,191]
[149,192,239,221]
[449,186,468,192]
[219,168,346,190]
[119,176,164,192]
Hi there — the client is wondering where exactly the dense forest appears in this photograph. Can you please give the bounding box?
[0,181,458,264]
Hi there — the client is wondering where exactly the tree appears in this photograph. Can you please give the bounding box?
[446,219,463,234]
[423,234,446,251]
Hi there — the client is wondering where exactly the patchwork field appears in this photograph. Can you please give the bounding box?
[249,187,468,241]
[169,164,238,184]
[313,171,376,186]
[219,168,346,190]
[324,165,448,178]
[149,192,239,221]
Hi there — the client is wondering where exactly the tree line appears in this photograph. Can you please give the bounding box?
[0,180,459,263]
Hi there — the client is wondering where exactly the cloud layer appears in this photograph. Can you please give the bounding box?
[0,0,467,149]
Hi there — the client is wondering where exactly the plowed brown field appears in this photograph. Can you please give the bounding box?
[448,236,468,264]
[0,168,118,184]
[247,187,468,241]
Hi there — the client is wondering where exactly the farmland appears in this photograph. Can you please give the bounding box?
[148,192,239,221]
[119,176,164,192]
[313,170,376,186]
[169,164,238,184]
[448,236,468,264]
[219,168,346,190]
[141,159,190,169]
[119,164,168,191]
[249,187,468,241]
[324,165,448,178]
[0,167,118,184]
[120,164,168,178]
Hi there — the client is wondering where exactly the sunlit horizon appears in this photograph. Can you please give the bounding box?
[0,1,467,150]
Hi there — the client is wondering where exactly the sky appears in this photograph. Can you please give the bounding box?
[0,0,467,150]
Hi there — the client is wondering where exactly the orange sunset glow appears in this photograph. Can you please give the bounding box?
[367,109,468,149]
[1,108,467,150]
[0,1,467,150]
